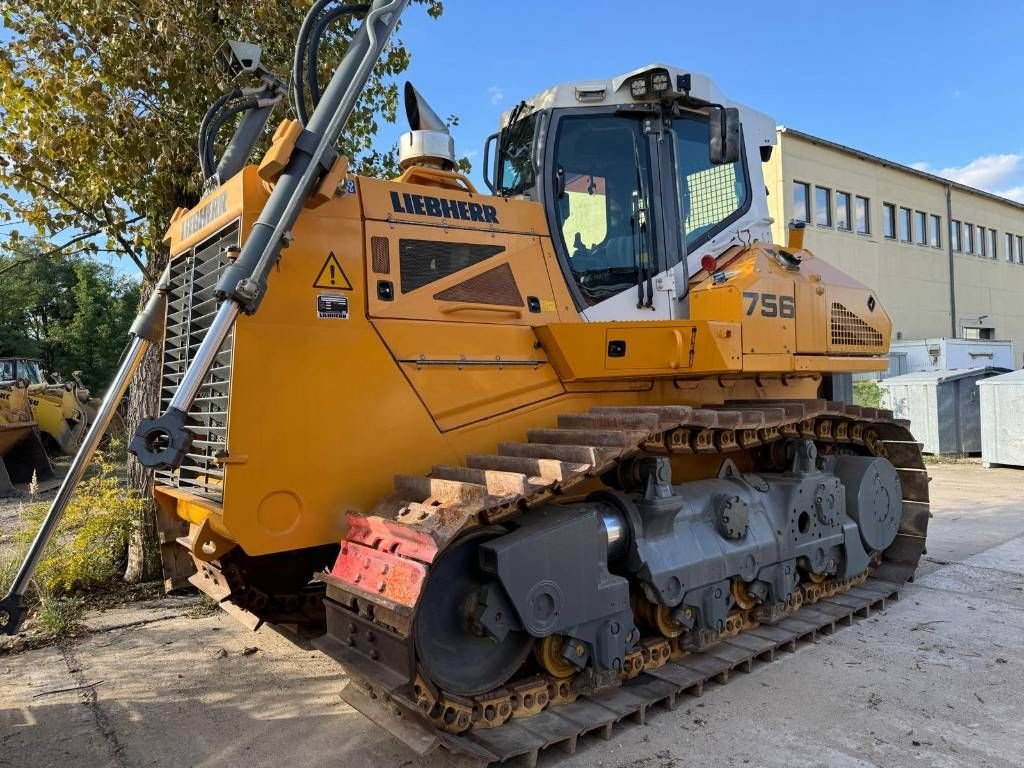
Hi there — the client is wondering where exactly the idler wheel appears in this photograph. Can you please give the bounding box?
[414,532,534,696]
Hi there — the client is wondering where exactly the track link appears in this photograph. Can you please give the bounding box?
[317,399,929,764]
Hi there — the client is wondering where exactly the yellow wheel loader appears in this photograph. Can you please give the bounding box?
[3,2,929,763]
[0,358,124,457]
[0,377,53,496]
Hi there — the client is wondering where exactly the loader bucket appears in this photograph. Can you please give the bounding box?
[0,422,54,496]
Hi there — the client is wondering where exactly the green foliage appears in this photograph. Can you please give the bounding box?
[35,595,86,637]
[853,380,883,409]
[0,242,140,389]
[14,443,145,594]
[0,0,445,280]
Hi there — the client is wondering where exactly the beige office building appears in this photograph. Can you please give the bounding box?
[764,128,1024,365]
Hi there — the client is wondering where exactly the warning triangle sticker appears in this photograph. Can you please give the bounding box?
[312,251,352,290]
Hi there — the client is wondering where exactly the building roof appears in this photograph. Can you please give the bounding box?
[878,366,1011,385]
[977,368,1024,386]
[778,127,1024,213]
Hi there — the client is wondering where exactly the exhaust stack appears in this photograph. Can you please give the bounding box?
[399,82,455,170]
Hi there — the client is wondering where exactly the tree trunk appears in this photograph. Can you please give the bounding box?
[123,281,163,584]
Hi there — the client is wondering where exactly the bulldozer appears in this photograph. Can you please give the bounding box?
[1,2,930,763]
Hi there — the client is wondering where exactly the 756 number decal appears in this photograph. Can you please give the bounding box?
[743,291,795,319]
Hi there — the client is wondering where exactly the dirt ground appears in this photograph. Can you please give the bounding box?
[2,462,1023,768]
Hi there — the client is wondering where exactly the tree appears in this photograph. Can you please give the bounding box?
[0,244,139,389]
[0,0,445,582]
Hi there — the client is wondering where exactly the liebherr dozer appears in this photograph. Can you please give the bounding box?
[1,1,930,763]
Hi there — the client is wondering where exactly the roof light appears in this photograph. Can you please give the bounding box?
[629,76,648,98]
[651,70,670,93]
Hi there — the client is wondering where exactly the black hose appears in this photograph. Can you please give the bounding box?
[292,0,334,126]
[293,1,370,125]
[198,87,241,178]
[202,98,259,181]
[308,4,370,108]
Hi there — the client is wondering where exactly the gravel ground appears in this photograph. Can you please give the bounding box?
[1,462,1023,768]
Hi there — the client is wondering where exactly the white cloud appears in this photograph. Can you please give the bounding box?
[914,153,1023,190]
[997,185,1024,203]
[487,86,504,106]
[909,161,930,172]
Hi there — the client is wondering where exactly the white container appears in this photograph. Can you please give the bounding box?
[887,338,1014,378]
[978,369,1024,468]
[878,367,1009,454]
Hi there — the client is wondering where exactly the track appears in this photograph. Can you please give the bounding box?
[317,399,930,765]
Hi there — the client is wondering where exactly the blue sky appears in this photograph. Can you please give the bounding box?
[4,1,1023,280]
[394,0,1024,199]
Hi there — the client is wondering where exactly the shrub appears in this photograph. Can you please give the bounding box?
[853,380,883,409]
[13,442,145,595]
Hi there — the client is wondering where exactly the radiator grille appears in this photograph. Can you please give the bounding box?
[155,222,239,501]
[830,302,883,349]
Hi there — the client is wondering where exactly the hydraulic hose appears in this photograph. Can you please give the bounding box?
[293,2,370,125]
[198,87,241,179]
[201,97,260,180]
[308,4,371,108]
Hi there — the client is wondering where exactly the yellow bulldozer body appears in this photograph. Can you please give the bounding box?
[156,164,891,560]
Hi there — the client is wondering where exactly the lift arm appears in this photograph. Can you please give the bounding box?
[131,0,410,469]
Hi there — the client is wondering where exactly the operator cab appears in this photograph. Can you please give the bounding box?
[486,65,777,321]
[0,358,44,386]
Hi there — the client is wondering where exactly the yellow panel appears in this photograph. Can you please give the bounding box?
[604,326,696,371]
[536,321,742,380]
[373,319,565,431]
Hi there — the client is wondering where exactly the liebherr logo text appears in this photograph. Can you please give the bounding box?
[180,192,227,240]
[390,191,499,224]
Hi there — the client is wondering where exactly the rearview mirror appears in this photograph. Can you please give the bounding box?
[482,132,498,193]
[709,106,741,165]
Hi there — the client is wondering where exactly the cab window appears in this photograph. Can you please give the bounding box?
[552,114,654,307]
[672,113,749,252]
[498,112,537,197]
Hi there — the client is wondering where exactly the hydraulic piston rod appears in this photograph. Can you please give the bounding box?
[0,268,171,635]
[131,0,410,470]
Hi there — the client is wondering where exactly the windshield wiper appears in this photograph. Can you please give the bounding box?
[630,133,654,310]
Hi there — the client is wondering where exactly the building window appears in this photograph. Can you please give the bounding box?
[855,195,869,234]
[962,326,995,340]
[978,226,987,257]
[951,220,961,252]
[815,186,832,227]
[1007,232,1015,263]
[929,214,941,248]
[835,191,851,231]
[883,203,896,239]
[964,222,974,254]
[1017,235,1023,264]
[914,211,927,245]
[793,181,810,223]
[899,207,912,242]
[989,228,998,260]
